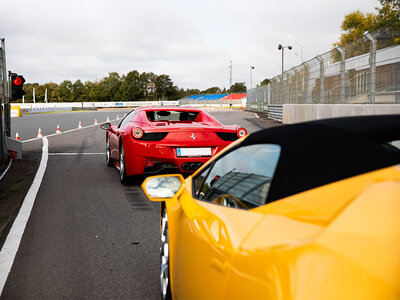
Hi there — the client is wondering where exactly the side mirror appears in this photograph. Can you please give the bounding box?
[142,174,185,201]
[100,123,112,130]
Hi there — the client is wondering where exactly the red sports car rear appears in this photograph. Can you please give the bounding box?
[100,106,246,184]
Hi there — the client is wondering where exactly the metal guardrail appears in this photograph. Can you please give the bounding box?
[267,105,283,122]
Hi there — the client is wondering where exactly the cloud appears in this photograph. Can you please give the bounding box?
[0,0,379,90]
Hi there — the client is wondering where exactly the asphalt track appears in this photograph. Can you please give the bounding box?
[1,109,279,299]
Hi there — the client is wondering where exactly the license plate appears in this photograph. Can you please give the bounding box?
[177,147,212,157]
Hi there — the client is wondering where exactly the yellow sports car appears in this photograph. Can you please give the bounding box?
[142,115,400,300]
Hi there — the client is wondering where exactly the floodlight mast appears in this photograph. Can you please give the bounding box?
[229,60,232,90]
[278,44,292,102]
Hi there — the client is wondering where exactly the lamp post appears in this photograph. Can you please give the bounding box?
[229,60,232,91]
[278,44,292,102]
[250,66,254,90]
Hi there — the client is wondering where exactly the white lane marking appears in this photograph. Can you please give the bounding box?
[0,137,49,294]
[22,118,119,143]
[48,153,105,156]
[255,113,259,118]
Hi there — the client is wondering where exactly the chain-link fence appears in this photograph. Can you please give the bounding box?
[247,31,400,106]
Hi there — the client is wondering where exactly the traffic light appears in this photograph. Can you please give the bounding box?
[10,73,25,101]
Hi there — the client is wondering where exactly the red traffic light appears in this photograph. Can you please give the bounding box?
[10,73,25,101]
[13,77,23,86]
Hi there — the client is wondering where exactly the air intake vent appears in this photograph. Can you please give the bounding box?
[141,132,168,141]
[216,132,238,141]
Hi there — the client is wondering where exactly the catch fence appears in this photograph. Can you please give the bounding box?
[247,31,400,110]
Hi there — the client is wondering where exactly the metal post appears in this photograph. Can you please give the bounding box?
[281,48,284,103]
[278,44,292,103]
[302,62,310,103]
[336,46,346,103]
[364,33,376,104]
[316,55,324,103]
[293,67,298,104]
[5,71,10,137]
[285,72,290,103]
[370,38,376,104]
[250,66,254,90]
[1,39,10,137]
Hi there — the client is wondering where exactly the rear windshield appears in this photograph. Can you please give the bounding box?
[146,111,199,122]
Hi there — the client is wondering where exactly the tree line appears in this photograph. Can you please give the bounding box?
[331,0,399,60]
[20,71,247,103]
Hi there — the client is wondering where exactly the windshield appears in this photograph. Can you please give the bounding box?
[146,111,199,122]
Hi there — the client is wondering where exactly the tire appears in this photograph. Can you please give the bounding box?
[106,135,113,167]
[119,143,129,184]
[160,208,172,300]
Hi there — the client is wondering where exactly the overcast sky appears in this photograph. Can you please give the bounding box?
[1,0,379,90]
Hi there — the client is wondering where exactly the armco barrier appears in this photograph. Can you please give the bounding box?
[267,105,283,122]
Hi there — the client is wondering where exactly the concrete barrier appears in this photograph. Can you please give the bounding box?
[283,104,400,124]
[28,107,73,113]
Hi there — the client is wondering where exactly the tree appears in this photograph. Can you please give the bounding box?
[202,87,221,94]
[331,10,377,61]
[119,70,143,101]
[72,80,84,102]
[44,83,59,102]
[376,0,400,39]
[97,72,122,102]
[334,10,377,47]
[21,83,38,103]
[230,82,247,93]
[155,74,175,100]
[57,80,73,102]
[260,78,271,86]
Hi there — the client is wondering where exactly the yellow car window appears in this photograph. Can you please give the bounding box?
[194,144,281,209]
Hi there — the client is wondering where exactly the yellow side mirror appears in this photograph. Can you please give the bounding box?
[142,174,186,201]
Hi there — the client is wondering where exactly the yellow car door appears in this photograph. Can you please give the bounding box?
[170,192,265,299]
[170,143,281,299]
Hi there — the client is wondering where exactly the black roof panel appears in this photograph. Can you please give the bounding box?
[241,115,400,202]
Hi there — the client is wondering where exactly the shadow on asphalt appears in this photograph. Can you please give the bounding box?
[0,157,39,249]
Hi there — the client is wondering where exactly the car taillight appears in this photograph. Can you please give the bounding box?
[237,128,247,138]
[132,127,144,139]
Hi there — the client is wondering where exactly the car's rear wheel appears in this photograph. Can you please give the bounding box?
[160,208,171,300]
[119,144,129,184]
[106,135,113,167]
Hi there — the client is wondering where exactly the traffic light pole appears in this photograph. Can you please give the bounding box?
[4,71,11,137]
[0,38,22,164]
[1,41,11,138]
[0,38,7,161]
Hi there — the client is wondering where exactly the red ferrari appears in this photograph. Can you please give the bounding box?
[100,106,247,184]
